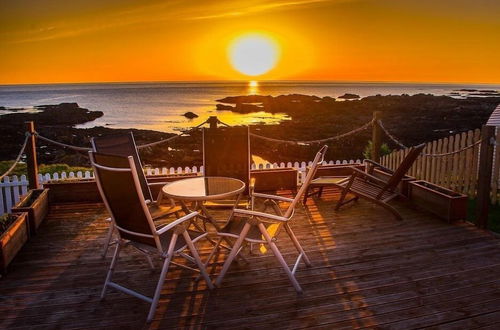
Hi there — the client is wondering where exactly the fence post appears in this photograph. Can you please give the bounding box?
[25,121,40,190]
[476,125,495,229]
[372,111,382,163]
[207,116,218,131]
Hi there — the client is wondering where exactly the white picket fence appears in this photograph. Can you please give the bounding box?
[0,158,362,215]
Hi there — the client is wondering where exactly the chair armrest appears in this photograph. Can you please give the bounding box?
[350,167,388,186]
[364,159,394,174]
[233,208,288,222]
[156,211,198,235]
[147,181,169,187]
[252,192,294,203]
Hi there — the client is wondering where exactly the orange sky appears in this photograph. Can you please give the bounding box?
[0,0,499,84]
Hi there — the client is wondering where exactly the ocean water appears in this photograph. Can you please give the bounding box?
[0,81,498,133]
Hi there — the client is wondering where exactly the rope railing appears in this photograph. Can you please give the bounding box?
[137,119,210,149]
[378,120,481,157]
[0,134,30,181]
[35,132,92,152]
[249,119,374,145]
[31,118,212,153]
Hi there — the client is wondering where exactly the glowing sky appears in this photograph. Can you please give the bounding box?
[0,0,499,84]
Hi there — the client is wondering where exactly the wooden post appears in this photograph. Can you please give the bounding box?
[207,116,218,131]
[476,125,495,229]
[25,121,40,190]
[372,111,382,163]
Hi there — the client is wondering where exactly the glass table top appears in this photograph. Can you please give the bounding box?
[162,176,245,200]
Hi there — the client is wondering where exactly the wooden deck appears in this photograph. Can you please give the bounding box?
[1,189,500,329]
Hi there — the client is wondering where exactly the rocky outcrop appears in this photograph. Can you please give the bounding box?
[183,111,199,119]
[338,93,360,100]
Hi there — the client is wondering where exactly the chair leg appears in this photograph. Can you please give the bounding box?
[204,237,222,268]
[215,223,252,287]
[257,223,303,294]
[303,187,310,203]
[182,231,214,290]
[377,201,403,221]
[284,223,311,267]
[147,233,177,323]
[101,240,122,299]
[335,188,350,211]
[102,221,115,258]
[318,187,324,198]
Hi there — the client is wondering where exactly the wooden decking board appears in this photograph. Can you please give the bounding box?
[1,191,500,329]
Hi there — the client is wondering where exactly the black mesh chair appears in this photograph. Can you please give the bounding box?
[91,133,182,256]
[90,152,213,322]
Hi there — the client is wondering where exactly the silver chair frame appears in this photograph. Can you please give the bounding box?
[211,145,328,293]
[90,152,214,322]
[91,133,180,257]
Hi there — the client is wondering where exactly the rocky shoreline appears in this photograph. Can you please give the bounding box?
[0,94,499,167]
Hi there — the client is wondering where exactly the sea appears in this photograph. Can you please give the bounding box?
[0,81,498,133]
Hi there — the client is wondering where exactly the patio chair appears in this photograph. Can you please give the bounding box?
[211,145,328,293]
[202,126,254,208]
[89,152,214,322]
[334,143,425,220]
[91,133,182,257]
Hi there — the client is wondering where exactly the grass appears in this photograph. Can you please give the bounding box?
[0,161,91,178]
[467,198,500,233]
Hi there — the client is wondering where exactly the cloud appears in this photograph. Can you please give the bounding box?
[188,0,342,20]
[2,0,352,44]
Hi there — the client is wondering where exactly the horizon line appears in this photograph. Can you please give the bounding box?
[1,79,500,87]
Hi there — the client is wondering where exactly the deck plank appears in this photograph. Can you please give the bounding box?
[1,191,500,329]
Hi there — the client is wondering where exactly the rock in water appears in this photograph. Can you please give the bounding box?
[183,111,199,119]
[338,93,360,100]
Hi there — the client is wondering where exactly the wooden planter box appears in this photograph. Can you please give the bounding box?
[314,163,365,178]
[11,189,49,236]
[0,212,29,274]
[43,179,102,203]
[251,168,298,192]
[372,168,415,197]
[408,180,467,223]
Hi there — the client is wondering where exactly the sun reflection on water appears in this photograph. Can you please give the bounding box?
[248,80,259,95]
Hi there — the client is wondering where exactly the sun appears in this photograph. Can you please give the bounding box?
[228,34,279,76]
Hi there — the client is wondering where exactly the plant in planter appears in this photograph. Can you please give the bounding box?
[408,180,467,223]
[0,212,29,273]
[11,189,49,236]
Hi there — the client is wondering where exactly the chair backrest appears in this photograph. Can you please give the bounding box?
[203,126,250,194]
[91,132,153,201]
[284,145,328,218]
[380,143,425,194]
[89,152,161,251]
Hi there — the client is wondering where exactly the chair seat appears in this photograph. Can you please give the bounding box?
[310,176,348,186]
[339,177,395,201]
[203,199,250,208]
[218,217,267,242]
[132,229,206,253]
[148,203,182,220]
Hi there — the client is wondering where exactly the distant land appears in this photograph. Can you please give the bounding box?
[0,93,499,167]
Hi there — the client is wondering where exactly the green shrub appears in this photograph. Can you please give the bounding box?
[0,161,92,178]
[362,140,392,160]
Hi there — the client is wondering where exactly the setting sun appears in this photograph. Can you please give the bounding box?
[228,34,279,76]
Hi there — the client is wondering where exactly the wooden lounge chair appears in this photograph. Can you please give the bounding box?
[89,152,213,323]
[211,145,328,293]
[91,133,182,257]
[334,144,425,221]
[202,126,254,209]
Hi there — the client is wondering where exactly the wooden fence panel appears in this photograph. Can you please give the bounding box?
[380,127,497,203]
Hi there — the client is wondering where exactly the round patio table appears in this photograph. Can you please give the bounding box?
[162,176,246,230]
